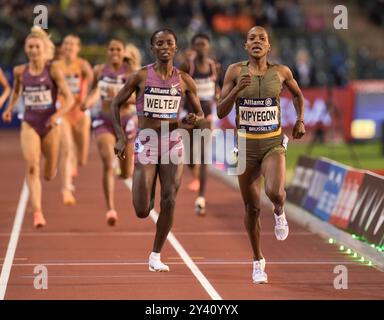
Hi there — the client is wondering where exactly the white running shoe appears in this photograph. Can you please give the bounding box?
[253,258,268,284]
[274,211,289,241]
[195,196,206,216]
[148,252,170,272]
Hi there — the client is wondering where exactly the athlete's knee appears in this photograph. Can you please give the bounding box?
[265,187,286,205]
[27,163,40,177]
[160,194,176,213]
[102,159,114,174]
[134,205,151,219]
[245,204,261,218]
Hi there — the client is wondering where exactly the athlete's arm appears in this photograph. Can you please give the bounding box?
[2,65,24,123]
[213,61,221,101]
[111,69,143,160]
[217,63,250,119]
[180,72,204,125]
[279,65,305,139]
[123,68,137,106]
[80,58,94,103]
[0,68,11,109]
[50,61,74,126]
[81,64,102,110]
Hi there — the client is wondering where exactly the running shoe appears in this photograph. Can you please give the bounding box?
[274,211,289,241]
[253,258,268,284]
[149,252,170,272]
[195,196,206,216]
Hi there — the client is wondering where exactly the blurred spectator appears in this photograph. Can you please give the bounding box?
[251,0,271,26]
[269,46,282,65]
[212,6,235,33]
[233,2,254,33]
[132,0,159,32]
[292,49,316,88]
[200,0,220,28]
[275,0,304,29]
[0,0,380,85]
[329,52,348,87]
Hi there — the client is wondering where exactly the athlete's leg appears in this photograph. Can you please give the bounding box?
[20,122,42,213]
[132,162,158,218]
[73,113,91,166]
[96,133,117,211]
[41,124,61,181]
[238,162,263,260]
[152,162,183,253]
[262,151,286,215]
[187,126,199,191]
[262,151,289,241]
[198,120,211,197]
[59,119,76,204]
[119,141,134,179]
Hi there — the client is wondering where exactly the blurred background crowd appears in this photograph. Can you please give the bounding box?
[1,0,384,87]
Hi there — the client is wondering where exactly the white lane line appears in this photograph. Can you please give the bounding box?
[3,260,369,267]
[124,179,223,300]
[0,181,28,300]
[0,231,313,237]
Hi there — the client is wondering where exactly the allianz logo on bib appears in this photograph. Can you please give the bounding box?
[147,86,180,96]
[239,97,276,107]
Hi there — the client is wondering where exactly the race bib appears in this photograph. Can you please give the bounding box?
[238,97,279,133]
[143,86,181,119]
[98,76,125,100]
[195,78,215,101]
[66,74,81,94]
[24,86,53,110]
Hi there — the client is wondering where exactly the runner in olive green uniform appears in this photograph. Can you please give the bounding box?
[218,26,305,284]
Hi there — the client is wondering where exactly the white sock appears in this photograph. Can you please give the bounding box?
[150,252,160,260]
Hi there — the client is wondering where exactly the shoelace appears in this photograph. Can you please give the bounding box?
[276,215,287,226]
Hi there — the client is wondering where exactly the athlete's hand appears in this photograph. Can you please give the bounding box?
[80,102,88,111]
[184,112,203,126]
[114,136,127,160]
[46,113,60,129]
[2,109,12,123]
[235,74,252,93]
[292,120,305,139]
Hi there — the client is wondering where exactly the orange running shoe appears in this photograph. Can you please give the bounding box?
[62,189,76,205]
[188,179,200,192]
[106,210,118,226]
[33,211,46,229]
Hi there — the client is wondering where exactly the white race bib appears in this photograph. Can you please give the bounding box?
[24,89,53,109]
[195,78,215,101]
[143,86,181,119]
[66,75,81,94]
[98,78,125,100]
[238,97,280,133]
